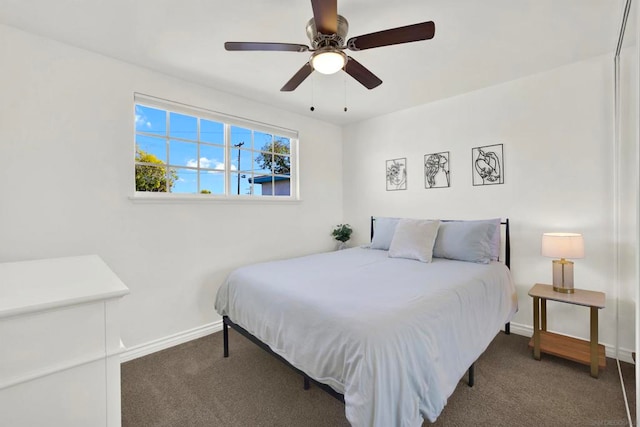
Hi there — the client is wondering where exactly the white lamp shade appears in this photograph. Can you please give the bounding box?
[311,51,346,74]
[541,233,585,259]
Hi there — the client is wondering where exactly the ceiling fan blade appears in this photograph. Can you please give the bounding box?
[346,21,435,51]
[281,62,314,92]
[225,42,309,52]
[311,0,338,34]
[344,56,382,90]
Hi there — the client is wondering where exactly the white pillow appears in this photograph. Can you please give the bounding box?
[388,219,441,263]
[370,217,400,250]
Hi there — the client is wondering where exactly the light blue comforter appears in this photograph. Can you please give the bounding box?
[215,247,517,426]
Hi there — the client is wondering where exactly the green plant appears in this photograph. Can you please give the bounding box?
[135,148,177,192]
[331,224,353,242]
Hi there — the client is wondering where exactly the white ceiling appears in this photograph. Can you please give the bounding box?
[0,0,628,125]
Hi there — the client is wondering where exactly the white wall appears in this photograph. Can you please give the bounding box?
[343,53,636,357]
[1,20,635,363]
[0,24,344,349]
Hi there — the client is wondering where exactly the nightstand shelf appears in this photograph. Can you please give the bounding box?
[528,331,605,368]
[528,283,606,378]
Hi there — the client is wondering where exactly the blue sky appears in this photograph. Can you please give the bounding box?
[135,104,290,195]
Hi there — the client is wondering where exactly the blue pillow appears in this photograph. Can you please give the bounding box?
[433,220,497,263]
[370,217,400,250]
[485,218,501,261]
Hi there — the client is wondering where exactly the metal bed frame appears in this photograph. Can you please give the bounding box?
[222,217,511,399]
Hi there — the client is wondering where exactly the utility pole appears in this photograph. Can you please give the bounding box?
[233,142,244,194]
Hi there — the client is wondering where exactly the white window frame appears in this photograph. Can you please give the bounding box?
[132,93,299,202]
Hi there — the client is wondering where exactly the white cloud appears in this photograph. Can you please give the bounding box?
[134,111,152,129]
[186,157,236,171]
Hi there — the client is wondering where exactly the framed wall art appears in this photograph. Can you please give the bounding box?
[386,158,407,191]
[424,151,450,189]
[472,144,504,186]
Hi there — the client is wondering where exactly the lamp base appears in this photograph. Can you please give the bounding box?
[552,285,575,294]
[552,259,575,293]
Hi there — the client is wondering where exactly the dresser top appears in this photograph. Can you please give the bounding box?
[0,255,129,318]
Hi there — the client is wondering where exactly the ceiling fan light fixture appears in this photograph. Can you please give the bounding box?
[311,49,346,74]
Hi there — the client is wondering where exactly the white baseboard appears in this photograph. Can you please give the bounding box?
[120,320,223,363]
[508,321,635,364]
[120,319,635,365]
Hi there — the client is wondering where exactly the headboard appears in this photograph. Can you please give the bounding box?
[370,217,511,269]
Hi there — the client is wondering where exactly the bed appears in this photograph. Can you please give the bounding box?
[215,217,517,426]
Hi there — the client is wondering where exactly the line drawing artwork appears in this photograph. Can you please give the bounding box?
[424,152,450,189]
[386,158,407,191]
[472,144,504,186]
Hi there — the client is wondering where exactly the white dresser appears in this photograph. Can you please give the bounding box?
[0,255,129,427]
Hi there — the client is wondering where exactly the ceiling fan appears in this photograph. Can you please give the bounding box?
[224,0,435,92]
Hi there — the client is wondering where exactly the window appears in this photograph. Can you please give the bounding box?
[134,94,298,199]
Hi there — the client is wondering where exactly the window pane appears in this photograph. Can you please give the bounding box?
[273,154,291,175]
[201,119,224,145]
[169,140,198,167]
[273,175,291,196]
[254,131,273,152]
[231,148,253,173]
[231,126,252,150]
[135,105,166,136]
[274,136,291,152]
[135,164,169,192]
[253,151,272,174]
[252,178,263,196]
[170,112,197,140]
[251,175,273,196]
[199,171,224,195]
[230,173,253,195]
[172,168,197,194]
[199,145,225,171]
[136,135,166,163]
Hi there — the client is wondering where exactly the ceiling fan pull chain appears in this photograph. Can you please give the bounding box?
[344,77,348,112]
[310,73,315,112]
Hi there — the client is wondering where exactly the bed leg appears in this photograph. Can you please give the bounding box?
[303,375,310,390]
[468,364,475,387]
[505,322,511,335]
[223,316,229,358]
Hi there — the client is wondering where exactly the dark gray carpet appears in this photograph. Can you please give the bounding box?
[121,330,635,426]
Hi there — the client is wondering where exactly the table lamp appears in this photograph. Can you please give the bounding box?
[541,232,584,293]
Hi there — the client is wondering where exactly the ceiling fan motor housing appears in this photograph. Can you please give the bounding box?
[306,15,349,49]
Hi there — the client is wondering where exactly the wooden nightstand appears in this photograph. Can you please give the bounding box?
[528,283,606,378]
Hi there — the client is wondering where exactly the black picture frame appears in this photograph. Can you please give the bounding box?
[472,144,504,186]
[386,158,407,191]
[424,151,451,189]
